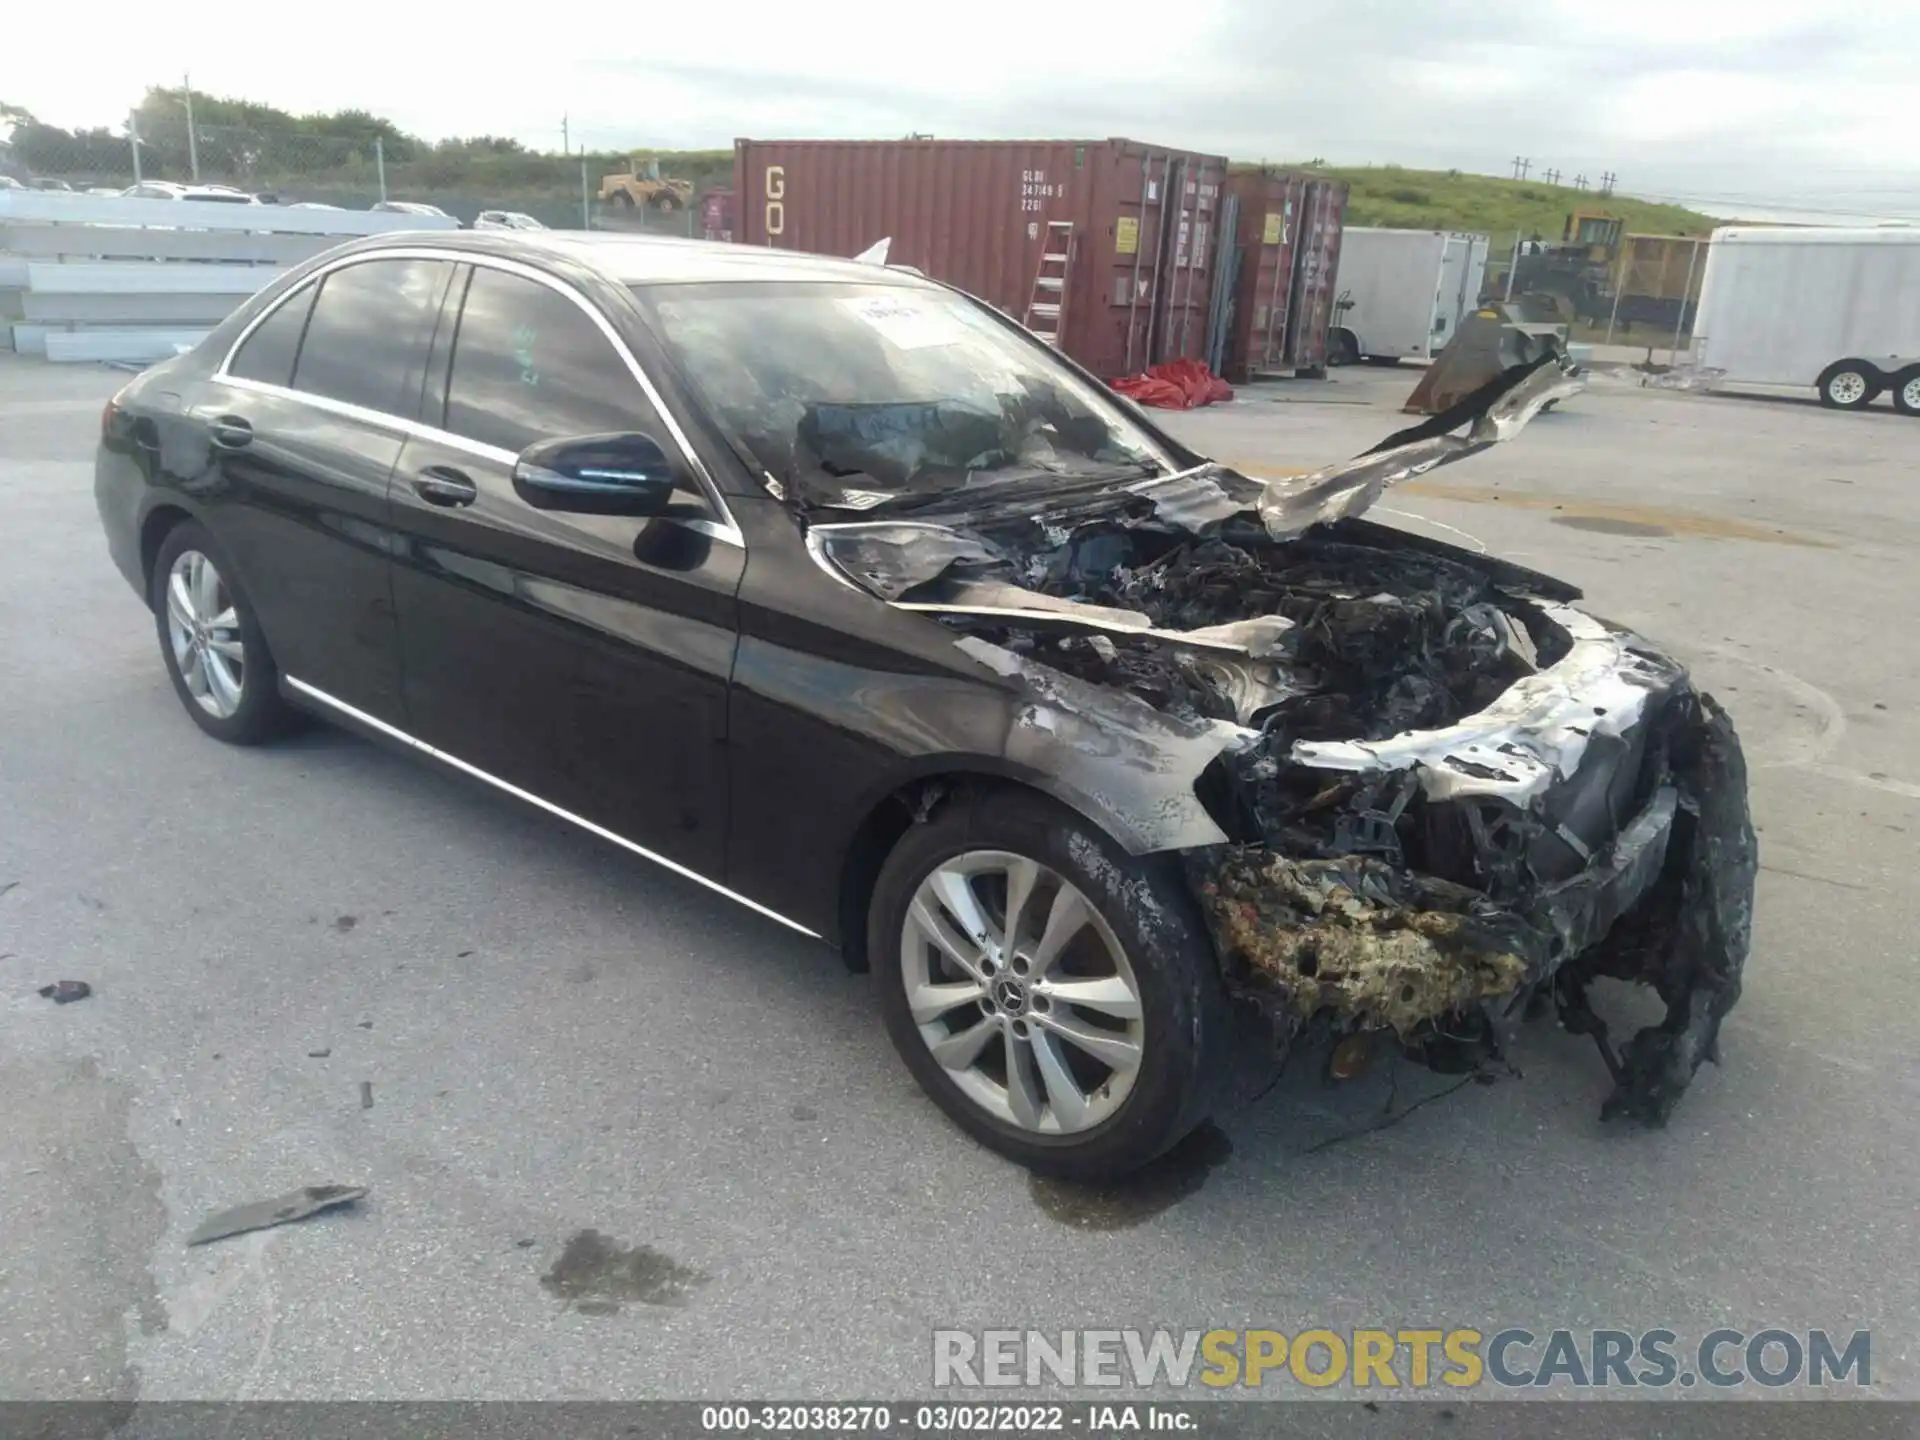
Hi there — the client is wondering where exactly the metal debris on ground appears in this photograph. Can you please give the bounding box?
[186,1184,369,1246]
[360,1081,374,1110]
[37,980,92,1004]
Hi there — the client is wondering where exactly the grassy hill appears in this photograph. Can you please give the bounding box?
[1249,163,1719,240]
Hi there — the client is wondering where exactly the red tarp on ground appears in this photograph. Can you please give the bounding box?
[1109,358,1235,410]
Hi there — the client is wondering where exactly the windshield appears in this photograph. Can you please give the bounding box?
[634,281,1171,510]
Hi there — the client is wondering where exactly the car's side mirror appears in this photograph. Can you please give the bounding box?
[512,432,677,516]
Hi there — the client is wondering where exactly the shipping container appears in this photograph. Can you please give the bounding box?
[699,188,736,243]
[1214,171,1349,380]
[1220,170,1307,380]
[732,138,1231,379]
[1327,228,1491,364]
[1288,178,1348,372]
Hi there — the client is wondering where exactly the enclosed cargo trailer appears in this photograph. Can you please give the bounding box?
[1328,228,1490,365]
[732,137,1230,379]
[1690,226,1920,414]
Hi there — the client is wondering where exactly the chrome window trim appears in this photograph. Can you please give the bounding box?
[284,676,820,939]
[216,247,744,547]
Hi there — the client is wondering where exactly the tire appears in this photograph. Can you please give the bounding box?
[869,786,1230,1181]
[1362,354,1404,367]
[150,521,297,745]
[1816,359,1881,410]
[1327,329,1361,367]
[650,192,682,213]
[609,190,635,210]
[1891,367,1920,418]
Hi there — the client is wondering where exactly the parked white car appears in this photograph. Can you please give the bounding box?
[123,181,260,205]
[473,210,548,231]
[370,200,453,221]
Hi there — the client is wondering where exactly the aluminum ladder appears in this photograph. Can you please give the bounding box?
[1023,221,1074,346]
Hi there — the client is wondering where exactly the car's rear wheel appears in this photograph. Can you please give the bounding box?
[870,787,1228,1181]
[151,522,295,744]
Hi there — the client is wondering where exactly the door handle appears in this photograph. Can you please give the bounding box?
[411,466,478,507]
[210,415,253,450]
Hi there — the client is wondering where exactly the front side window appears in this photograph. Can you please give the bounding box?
[442,266,661,455]
[291,258,451,416]
[634,281,1170,511]
[228,281,316,387]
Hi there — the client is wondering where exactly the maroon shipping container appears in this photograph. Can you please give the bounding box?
[1223,170,1309,381]
[1287,177,1349,373]
[732,138,1231,379]
[1220,171,1350,380]
[699,188,736,243]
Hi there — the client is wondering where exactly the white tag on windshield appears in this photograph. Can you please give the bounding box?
[840,295,965,351]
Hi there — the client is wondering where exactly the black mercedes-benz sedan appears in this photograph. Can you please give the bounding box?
[95,230,1756,1180]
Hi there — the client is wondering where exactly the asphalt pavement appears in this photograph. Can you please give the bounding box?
[2,353,1915,1404]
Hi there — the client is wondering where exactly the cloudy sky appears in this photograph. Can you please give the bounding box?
[8,0,1916,218]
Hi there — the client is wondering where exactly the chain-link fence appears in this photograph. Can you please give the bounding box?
[6,116,1711,351]
[1480,228,1707,352]
[3,115,735,236]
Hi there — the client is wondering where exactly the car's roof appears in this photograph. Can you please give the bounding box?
[352,228,930,289]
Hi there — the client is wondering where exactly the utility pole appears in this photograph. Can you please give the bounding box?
[1574,173,1588,191]
[1600,171,1617,196]
[128,110,143,184]
[1543,167,1560,186]
[561,114,570,155]
[1511,156,1531,180]
[183,72,200,181]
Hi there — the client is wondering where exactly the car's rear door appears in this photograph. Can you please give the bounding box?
[386,260,742,878]
[195,254,456,721]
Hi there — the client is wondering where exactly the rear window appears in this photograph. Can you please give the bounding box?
[290,258,452,417]
[228,282,317,387]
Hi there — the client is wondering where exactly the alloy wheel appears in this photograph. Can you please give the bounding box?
[900,849,1145,1135]
[165,550,245,719]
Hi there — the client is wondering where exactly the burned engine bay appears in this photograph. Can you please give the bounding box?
[807,358,1758,1125]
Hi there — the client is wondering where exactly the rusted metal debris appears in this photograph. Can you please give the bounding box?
[186,1184,369,1247]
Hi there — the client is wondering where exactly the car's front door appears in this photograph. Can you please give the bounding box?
[386,261,742,878]
[194,254,455,721]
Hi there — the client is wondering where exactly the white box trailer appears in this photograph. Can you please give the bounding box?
[1328,228,1490,365]
[1691,225,1920,414]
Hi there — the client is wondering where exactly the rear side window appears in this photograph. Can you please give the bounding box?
[442,266,659,454]
[228,282,316,387]
[291,258,451,417]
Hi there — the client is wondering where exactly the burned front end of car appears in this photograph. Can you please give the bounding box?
[808,356,1757,1124]
[1186,590,1756,1125]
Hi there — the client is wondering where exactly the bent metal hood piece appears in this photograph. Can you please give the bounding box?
[804,353,1752,1128]
[1256,351,1585,539]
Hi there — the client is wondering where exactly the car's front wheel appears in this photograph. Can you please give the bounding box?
[151,522,296,744]
[870,787,1229,1181]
